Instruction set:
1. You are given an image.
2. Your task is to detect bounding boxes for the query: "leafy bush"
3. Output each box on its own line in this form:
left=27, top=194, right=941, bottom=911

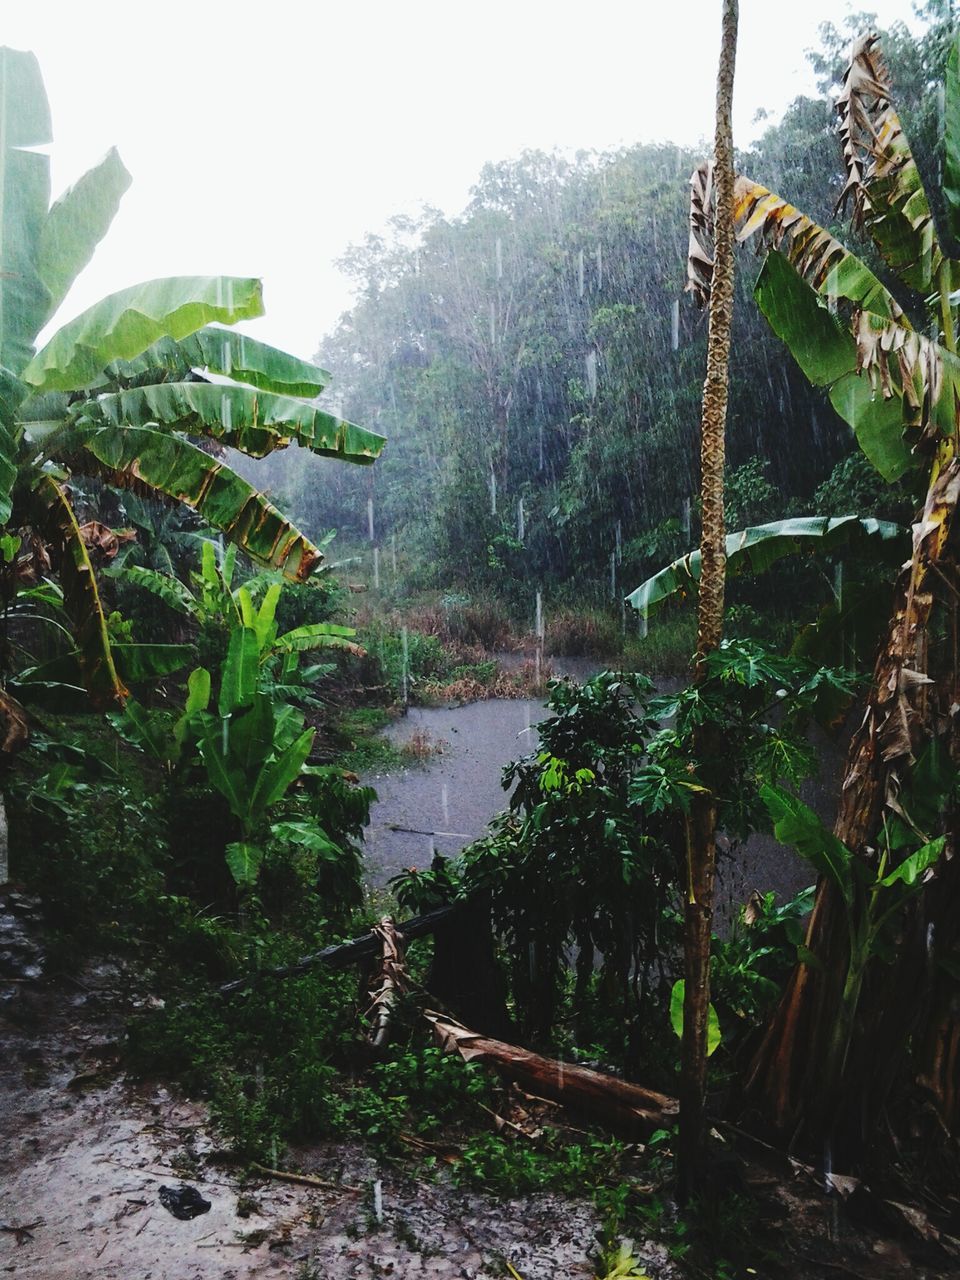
left=394, top=643, right=851, bottom=1078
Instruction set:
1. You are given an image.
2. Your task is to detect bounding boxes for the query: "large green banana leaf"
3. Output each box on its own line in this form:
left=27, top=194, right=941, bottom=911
left=78, top=423, right=323, bottom=579
left=31, top=474, right=127, bottom=707
left=23, top=276, right=265, bottom=393
left=726, top=176, right=960, bottom=483
left=37, top=148, right=132, bottom=319
left=249, top=726, right=315, bottom=813
left=219, top=625, right=260, bottom=716
left=0, top=48, right=52, bottom=376
left=0, top=371, right=23, bottom=522
left=753, top=250, right=938, bottom=482
left=732, top=176, right=906, bottom=321
left=118, top=564, right=198, bottom=616
left=19, top=642, right=194, bottom=687
left=627, top=516, right=904, bottom=618
left=105, top=327, right=331, bottom=398
left=275, top=622, right=363, bottom=656
left=836, top=33, right=949, bottom=293
left=96, top=381, right=385, bottom=463
left=108, top=643, right=194, bottom=681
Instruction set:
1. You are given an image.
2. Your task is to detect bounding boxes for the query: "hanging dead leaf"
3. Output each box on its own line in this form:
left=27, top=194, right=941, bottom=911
left=0, top=690, right=29, bottom=756
left=743, top=890, right=764, bottom=927
left=78, top=521, right=136, bottom=560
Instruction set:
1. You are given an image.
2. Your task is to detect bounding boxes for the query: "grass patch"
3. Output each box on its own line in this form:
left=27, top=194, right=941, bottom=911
left=624, top=612, right=696, bottom=676
left=544, top=607, right=623, bottom=658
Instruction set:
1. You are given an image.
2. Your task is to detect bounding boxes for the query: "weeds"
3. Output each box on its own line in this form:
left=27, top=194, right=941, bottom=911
left=400, top=728, right=447, bottom=761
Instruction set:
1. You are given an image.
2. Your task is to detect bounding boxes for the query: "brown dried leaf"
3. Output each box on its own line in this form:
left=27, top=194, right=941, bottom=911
left=0, top=690, right=29, bottom=756
left=742, top=890, right=764, bottom=927
left=836, top=33, right=945, bottom=292
left=78, top=521, right=137, bottom=561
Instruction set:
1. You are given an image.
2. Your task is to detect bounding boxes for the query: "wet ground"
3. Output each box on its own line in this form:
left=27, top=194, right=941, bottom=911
left=0, top=952, right=679, bottom=1280
left=2, top=952, right=953, bottom=1280
left=0, top=661, right=879, bottom=1279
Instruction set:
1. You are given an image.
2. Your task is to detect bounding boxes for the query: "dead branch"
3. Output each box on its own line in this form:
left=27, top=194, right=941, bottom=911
left=365, top=915, right=410, bottom=1052
left=218, top=902, right=463, bottom=997
left=424, top=1011, right=677, bottom=1137
left=249, top=1163, right=361, bottom=1194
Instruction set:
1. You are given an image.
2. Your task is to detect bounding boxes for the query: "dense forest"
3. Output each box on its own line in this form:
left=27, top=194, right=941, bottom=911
left=244, top=8, right=949, bottom=619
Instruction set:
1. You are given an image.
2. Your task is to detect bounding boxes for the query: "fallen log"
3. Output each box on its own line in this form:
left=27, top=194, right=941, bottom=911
left=217, top=902, right=463, bottom=997
left=425, top=1011, right=677, bottom=1138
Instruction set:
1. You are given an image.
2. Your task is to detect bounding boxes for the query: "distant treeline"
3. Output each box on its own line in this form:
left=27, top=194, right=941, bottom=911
left=244, top=5, right=951, bottom=608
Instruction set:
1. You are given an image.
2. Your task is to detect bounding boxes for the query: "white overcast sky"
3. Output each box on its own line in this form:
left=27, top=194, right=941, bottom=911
left=6, top=0, right=920, bottom=361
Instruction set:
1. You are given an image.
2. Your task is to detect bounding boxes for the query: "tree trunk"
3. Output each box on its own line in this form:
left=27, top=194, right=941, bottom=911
left=678, top=0, right=738, bottom=1200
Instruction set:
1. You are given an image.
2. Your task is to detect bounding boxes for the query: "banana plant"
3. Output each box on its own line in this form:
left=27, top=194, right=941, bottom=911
left=0, top=47, right=385, bottom=720
left=761, top=783, right=945, bottom=1113
left=192, top=625, right=319, bottom=888
left=120, top=539, right=362, bottom=696
left=116, top=621, right=345, bottom=889
left=674, top=31, right=960, bottom=1143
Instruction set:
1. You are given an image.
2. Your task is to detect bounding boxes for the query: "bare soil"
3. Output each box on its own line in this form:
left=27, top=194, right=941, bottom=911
left=0, top=963, right=678, bottom=1280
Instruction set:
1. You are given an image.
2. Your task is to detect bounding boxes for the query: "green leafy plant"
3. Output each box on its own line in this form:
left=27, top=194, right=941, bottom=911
left=0, top=46, right=384, bottom=721
left=761, top=783, right=946, bottom=1104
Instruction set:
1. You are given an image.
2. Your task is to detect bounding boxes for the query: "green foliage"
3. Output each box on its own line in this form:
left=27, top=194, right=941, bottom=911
left=760, top=777, right=952, bottom=1094
left=453, top=1132, right=630, bottom=1198
left=669, top=981, right=721, bottom=1057
left=0, top=45, right=382, bottom=717
left=711, top=886, right=816, bottom=1030
left=394, top=646, right=848, bottom=1073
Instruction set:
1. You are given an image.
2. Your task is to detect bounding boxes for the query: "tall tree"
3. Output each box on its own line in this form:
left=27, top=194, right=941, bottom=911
left=677, top=0, right=738, bottom=1198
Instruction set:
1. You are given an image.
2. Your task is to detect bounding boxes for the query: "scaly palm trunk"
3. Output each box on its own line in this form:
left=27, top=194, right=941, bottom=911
left=677, top=0, right=738, bottom=1199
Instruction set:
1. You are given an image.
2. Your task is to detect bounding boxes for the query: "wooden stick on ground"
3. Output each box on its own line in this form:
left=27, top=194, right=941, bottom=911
left=424, top=1011, right=677, bottom=1138
left=249, top=1163, right=362, bottom=1194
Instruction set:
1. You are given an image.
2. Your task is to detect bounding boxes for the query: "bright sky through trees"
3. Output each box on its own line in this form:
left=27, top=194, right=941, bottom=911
left=7, top=0, right=918, bottom=358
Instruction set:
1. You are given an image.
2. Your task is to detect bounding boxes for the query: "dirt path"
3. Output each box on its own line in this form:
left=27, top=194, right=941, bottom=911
left=0, top=949, right=678, bottom=1280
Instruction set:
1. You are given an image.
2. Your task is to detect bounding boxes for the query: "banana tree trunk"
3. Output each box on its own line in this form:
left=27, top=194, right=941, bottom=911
left=678, top=0, right=738, bottom=1200
left=745, top=458, right=960, bottom=1157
